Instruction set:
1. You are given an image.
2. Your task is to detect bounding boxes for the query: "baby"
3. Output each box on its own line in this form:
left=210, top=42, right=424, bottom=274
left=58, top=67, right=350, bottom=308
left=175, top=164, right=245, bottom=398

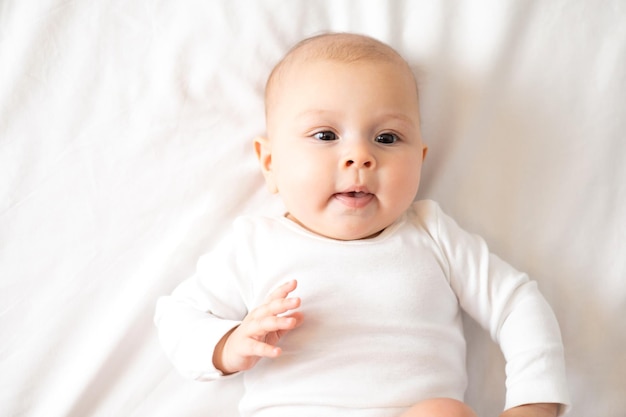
left=155, top=33, right=570, bottom=417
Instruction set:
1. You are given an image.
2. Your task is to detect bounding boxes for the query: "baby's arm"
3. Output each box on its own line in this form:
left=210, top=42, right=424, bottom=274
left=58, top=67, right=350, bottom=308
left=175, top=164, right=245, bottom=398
left=427, top=202, right=570, bottom=412
left=213, top=279, right=303, bottom=375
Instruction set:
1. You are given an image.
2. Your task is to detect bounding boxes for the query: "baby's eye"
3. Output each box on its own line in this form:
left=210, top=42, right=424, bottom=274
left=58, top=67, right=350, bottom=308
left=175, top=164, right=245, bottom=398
left=375, top=133, right=398, bottom=144
left=314, top=131, right=338, bottom=141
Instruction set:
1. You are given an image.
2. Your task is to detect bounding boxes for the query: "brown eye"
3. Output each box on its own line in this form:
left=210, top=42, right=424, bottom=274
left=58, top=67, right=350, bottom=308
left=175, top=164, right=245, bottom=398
left=375, top=133, right=397, bottom=144
left=315, top=131, right=337, bottom=141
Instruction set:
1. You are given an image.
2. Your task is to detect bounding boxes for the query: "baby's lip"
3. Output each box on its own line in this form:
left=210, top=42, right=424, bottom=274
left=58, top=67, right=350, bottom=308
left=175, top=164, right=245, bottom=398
left=333, top=186, right=375, bottom=208
left=337, top=185, right=371, bottom=195
left=336, top=191, right=372, bottom=198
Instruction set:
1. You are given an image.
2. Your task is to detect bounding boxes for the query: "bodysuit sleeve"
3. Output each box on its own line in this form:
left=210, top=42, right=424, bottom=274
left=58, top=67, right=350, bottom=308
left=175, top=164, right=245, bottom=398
left=154, top=230, right=251, bottom=381
left=423, top=201, right=570, bottom=413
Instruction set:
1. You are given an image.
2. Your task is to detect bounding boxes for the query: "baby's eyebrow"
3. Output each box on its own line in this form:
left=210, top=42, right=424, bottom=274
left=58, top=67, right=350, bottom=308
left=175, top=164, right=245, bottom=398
left=294, top=109, right=335, bottom=120
left=382, top=112, right=414, bottom=123
left=374, top=112, right=419, bottom=129
left=295, top=109, right=416, bottom=125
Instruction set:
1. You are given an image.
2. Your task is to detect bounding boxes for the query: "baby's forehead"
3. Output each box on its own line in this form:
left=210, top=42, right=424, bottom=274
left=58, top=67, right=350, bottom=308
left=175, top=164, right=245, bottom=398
left=274, top=56, right=409, bottom=96
left=265, top=34, right=414, bottom=106
left=270, top=34, right=407, bottom=83
left=289, top=34, right=401, bottom=63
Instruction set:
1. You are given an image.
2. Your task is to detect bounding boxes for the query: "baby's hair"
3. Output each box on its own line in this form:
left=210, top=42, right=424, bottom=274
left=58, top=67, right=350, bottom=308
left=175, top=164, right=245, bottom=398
left=281, top=32, right=404, bottom=64
left=265, top=33, right=418, bottom=118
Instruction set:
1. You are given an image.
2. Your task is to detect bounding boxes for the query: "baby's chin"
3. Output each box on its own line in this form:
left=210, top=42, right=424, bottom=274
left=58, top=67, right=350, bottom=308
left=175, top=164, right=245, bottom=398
left=328, top=228, right=385, bottom=241
left=285, top=211, right=391, bottom=241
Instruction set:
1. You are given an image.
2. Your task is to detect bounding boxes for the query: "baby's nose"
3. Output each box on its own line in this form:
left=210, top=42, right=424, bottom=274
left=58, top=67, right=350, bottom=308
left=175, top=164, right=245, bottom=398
left=344, top=158, right=373, bottom=168
left=341, top=146, right=376, bottom=169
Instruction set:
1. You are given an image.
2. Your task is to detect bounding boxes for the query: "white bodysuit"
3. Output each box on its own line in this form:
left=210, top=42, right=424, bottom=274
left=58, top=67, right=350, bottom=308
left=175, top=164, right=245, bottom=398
left=154, top=200, right=570, bottom=417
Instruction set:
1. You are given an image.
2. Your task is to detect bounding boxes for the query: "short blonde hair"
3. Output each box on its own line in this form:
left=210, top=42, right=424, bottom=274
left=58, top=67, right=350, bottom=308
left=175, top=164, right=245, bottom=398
left=265, top=33, right=418, bottom=121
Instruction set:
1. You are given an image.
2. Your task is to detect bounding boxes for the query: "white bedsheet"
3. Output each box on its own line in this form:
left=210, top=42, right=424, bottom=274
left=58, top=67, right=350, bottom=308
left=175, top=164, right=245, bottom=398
left=1, top=1, right=624, bottom=416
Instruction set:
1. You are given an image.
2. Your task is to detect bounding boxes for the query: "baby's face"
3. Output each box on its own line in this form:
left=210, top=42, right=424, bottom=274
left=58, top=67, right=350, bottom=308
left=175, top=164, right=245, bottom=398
left=256, top=58, right=426, bottom=240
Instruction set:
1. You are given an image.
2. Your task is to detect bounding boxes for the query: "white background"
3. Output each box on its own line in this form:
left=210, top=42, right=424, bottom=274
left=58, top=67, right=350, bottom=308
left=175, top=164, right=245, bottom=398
left=1, top=1, right=624, bottom=416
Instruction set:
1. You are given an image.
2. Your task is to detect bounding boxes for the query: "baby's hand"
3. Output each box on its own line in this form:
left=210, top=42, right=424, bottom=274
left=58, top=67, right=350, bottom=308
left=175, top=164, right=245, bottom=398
left=213, top=280, right=303, bottom=375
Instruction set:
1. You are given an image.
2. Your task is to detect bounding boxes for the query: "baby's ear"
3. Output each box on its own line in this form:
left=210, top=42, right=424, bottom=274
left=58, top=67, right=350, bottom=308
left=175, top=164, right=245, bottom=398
left=253, top=136, right=278, bottom=194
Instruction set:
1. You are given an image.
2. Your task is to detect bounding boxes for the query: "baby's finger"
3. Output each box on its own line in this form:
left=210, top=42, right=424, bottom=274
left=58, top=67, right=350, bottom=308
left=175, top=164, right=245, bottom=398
left=241, top=312, right=298, bottom=339
left=244, top=338, right=282, bottom=359
left=265, top=279, right=298, bottom=302
left=249, top=295, right=300, bottom=321
left=258, top=314, right=299, bottom=332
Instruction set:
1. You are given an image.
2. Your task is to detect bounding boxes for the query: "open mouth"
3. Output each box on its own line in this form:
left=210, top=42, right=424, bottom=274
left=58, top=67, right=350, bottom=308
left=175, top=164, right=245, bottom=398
left=333, top=190, right=375, bottom=208
left=344, top=191, right=370, bottom=198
